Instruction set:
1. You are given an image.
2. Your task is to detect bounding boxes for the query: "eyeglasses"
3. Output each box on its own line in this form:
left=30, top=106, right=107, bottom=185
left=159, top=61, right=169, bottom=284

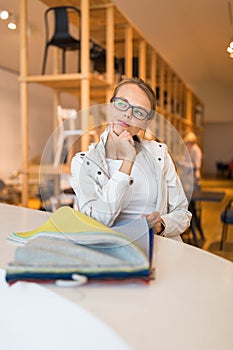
left=111, top=97, right=151, bottom=121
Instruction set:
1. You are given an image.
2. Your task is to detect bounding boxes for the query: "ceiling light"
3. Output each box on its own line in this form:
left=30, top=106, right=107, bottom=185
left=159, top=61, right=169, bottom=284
left=8, top=20, right=16, bottom=30
left=0, top=7, right=17, bottom=30
left=226, top=38, right=233, bottom=57
left=0, top=9, right=9, bottom=20
left=7, top=14, right=16, bottom=30
left=226, top=1, right=233, bottom=58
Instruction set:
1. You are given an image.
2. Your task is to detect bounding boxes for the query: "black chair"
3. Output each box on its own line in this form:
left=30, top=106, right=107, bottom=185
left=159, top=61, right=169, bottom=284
left=0, top=179, right=21, bottom=204
left=42, top=6, right=81, bottom=74
left=216, top=161, right=229, bottom=178
left=220, top=199, right=233, bottom=250
left=89, top=39, right=106, bottom=73
left=89, top=39, right=120, bottom=75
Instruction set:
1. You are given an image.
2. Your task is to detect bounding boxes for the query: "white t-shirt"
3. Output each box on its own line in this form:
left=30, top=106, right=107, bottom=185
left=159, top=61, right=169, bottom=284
left=106, top=152, right=157, bottom=222
left=189, top=143, right=202, bottom=171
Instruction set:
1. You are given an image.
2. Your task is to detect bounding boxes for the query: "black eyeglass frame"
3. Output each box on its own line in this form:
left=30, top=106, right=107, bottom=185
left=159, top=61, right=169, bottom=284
left=111, top=97, right=152, bottom=121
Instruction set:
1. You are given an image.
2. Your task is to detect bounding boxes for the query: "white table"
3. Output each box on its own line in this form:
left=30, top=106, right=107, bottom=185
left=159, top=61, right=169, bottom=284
left=0, top=204, right=233, bottom=350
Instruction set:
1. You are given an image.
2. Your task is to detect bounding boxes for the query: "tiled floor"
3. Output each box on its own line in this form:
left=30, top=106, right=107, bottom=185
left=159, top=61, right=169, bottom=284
left=182, top=177, right=233, bottom=262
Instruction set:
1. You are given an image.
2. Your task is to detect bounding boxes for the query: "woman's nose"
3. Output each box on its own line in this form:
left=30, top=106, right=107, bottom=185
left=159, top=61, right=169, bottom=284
left=123, top=107, right=133, bottom=119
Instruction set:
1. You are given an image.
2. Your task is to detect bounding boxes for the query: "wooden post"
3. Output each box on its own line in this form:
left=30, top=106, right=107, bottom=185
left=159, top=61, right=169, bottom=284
left=176, top=78, right=181, bottom=120
left=125, top=25, right=133, bottom=78
left=80, top=0, right=90, bottom=150
left=139, top=39, right=146, bottom=80
left=186, top=89, right=193, bottom=125
left=159, top=59, right=165, bottom=114
left=148, top=50, right=157, bottom=139
left=52, top=91, right=61, bottom=166
left=166, top=67, right=172, bottom=148
left=106, top=4, right=114, bottom=103
left=173, top=75, right=178, bottom=124
left=53, top=47, right=61, bottom=74
left=53, top=93, right=61, bottom=201
left=166, top=67, right=172, bottom=118
left=150, top=50, right=156, bottom=90
left=20, top=0, right=29, bottom=207
left=180, top=82, right=185, bottom=120
left=158, top=59, right=165, bottom=141
left=52, top=46, right=61, bottom=201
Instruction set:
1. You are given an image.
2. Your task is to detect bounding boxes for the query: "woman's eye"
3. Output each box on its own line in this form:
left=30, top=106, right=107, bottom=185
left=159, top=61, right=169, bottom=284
left=134, top=108, right=143, bottom=116
left=117, top=101, right=127, bottom=108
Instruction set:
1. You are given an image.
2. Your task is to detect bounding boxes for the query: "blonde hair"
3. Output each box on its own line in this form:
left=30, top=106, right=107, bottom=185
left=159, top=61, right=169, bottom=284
left=184, top=132, right=197, bottom=144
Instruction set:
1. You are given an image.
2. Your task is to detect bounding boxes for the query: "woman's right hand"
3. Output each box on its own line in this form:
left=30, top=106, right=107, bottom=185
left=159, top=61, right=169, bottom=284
left=108, top=124, right=136, bottom=162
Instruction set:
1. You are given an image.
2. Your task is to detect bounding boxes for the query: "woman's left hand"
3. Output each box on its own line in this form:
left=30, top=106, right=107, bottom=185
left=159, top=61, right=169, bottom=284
left=142, top=211, right=164, bottom=234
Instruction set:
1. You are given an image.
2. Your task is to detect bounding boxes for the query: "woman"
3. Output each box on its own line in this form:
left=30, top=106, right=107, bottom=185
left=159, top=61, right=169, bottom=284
left=70, top=78, right=191, bottom=240
left=184, top=132, right=202, bottom=189
left=182, top=132, right=203, bottom=190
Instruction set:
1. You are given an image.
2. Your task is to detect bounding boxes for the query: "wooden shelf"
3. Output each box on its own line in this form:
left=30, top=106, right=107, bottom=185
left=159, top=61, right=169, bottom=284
left=23, top=73, right=110, bottom=87
left=19, top=0, right=204, bottom=206
left=27, top=164, right=70, bottom=175
left=21, top=73, right=111, bottom=100
left=40, top=0, right=111, bottom=7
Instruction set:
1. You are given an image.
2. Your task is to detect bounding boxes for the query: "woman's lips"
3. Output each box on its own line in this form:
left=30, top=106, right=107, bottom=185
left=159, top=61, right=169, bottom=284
left=117, top=120, right=130, bottom=127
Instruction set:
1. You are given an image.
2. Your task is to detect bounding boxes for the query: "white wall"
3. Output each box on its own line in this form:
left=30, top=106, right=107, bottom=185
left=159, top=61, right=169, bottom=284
left=0, top=69, right=20, bottom=178
left=203, top=121, right=233, bottom=175
left=193, top=80, right=233, bottom=175
left=0, top=68, right=53, bottom=178
left=194, top=80, right=233, bottom=123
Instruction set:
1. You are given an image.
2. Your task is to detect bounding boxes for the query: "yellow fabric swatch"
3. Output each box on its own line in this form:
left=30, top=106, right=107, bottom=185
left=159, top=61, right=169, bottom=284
left=13, top=206, right=115, bottom=239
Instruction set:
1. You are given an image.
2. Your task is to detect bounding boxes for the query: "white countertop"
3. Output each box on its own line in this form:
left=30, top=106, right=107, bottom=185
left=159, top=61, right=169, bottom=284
left=0, top=203, right=233, bottom=350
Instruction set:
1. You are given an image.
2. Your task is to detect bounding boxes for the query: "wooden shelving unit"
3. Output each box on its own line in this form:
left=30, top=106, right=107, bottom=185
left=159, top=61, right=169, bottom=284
left=22, top=73, right=110, bottom=101
left=19, top=0, right=204, bottom=206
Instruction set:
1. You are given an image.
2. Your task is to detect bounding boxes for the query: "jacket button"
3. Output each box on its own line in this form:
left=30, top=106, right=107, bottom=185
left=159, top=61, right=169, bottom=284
left=80, top=153, right=85, bottom=156
left=158, top=157, right=161, bottom=161
left=97, top=171, right=102, bottom=175
left=129, top=179, right=134, bottom=185
left=86, top=161, right=90, bottom=165
left=159, top=144, right=162, bottom=147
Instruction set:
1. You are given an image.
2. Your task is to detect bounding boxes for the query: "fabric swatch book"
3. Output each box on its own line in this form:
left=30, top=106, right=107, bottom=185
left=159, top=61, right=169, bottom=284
left=6, top=206, right=154, bottom=285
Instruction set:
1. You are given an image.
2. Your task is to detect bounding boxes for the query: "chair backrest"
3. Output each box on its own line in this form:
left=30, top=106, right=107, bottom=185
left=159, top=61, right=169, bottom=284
left=57, top=105, right=78, bottom=132
left=54, top=7, right=69, bottom=36
left=221, top=199, right=233, bottom=223
left=44, top=6, right=81, bottom=43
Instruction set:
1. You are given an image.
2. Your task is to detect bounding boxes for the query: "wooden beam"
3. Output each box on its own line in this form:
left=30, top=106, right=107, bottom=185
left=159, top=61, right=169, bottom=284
left=166, top=67, right=172, bottom=116
left=180, top=82, right=185, bottom=119
left=125, top=25, right=133, bottom=77
left=139, top=39, right=146, bottom=80
left=150, top=50, right=156, bottom=90
left=159, top=59, right=165, bottom=114
left=147, top=50, right=157, bottom=139
left=80, top=0, right=90, bottom=150
left=186, top=88, right=193, bottom=124
left=173, top=75, right=178, bottom=118
left=106, top=4, right=114, bottom=102
left=53, top=47, right=61, bottom=74
left=20, top=0, right=29, bottom=206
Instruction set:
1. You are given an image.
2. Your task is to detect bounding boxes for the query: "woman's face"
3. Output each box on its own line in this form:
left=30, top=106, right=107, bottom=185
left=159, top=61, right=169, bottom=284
left=109, top=83, right=152, bottom=136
